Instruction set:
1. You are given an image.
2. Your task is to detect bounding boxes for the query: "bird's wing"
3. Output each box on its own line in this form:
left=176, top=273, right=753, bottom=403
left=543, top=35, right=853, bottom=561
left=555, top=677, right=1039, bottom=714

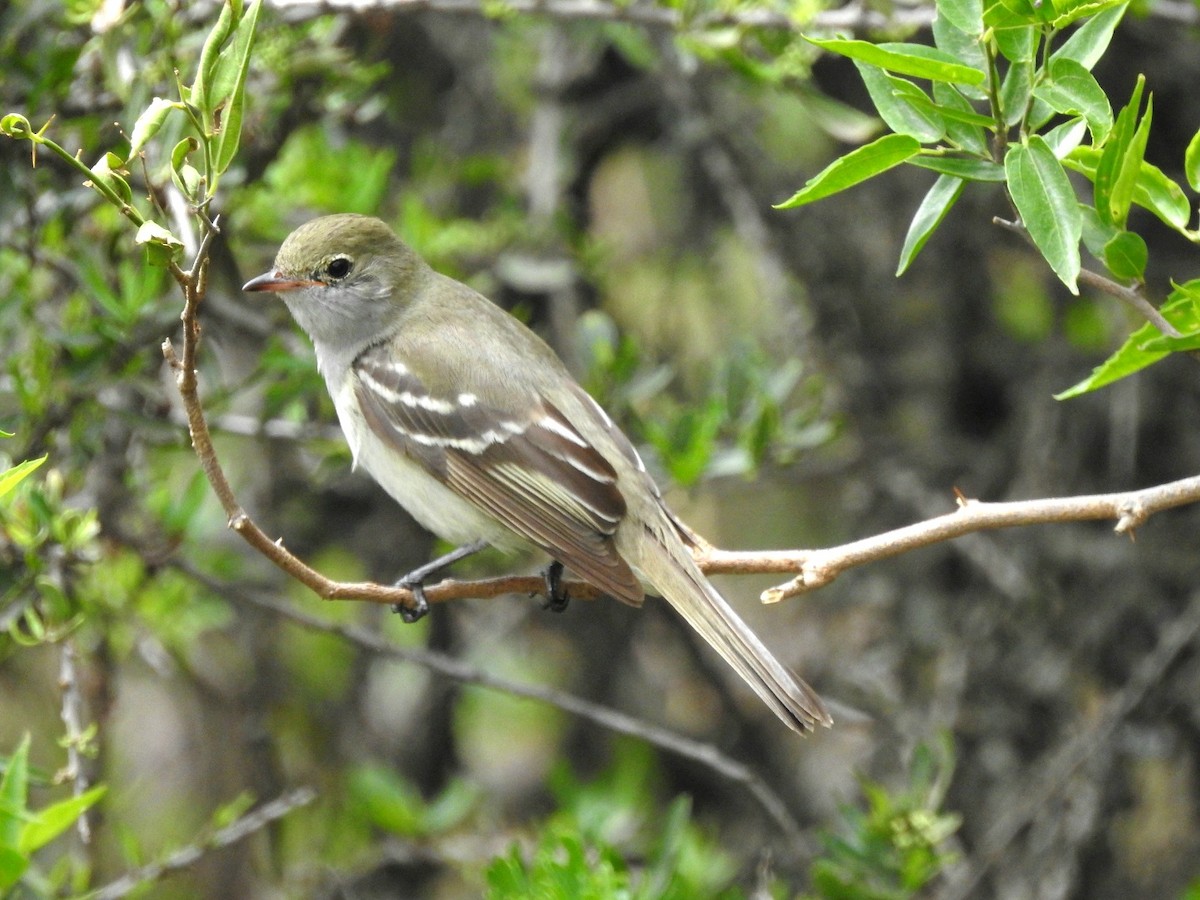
left=351, top=343, right=644, bottom=605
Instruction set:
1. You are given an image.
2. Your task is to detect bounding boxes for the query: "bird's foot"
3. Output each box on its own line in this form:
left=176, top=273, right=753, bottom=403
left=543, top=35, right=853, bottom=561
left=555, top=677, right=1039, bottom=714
left=392, top=581, right=430, bottom=623
left=540, top=560, right=570, bottom=613
left=391, top=538, right=489, bottom=623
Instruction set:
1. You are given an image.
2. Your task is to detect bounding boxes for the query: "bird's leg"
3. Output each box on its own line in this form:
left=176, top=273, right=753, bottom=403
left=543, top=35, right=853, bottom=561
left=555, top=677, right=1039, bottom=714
left=392, top=538, right=489, bottom=623
left=540, top=560, right=570, bottom=613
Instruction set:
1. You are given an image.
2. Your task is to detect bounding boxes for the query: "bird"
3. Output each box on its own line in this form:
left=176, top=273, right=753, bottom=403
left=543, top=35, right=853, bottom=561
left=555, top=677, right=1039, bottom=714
left=243, top=213, right=831, bottom=733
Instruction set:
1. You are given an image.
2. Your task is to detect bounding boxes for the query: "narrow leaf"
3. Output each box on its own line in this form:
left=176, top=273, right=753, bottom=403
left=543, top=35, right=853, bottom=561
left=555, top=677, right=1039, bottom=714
left=1185, top=126, right=1200, bottom=192
left=1108, top=94, right=1153, bottom=228
left=1049, top=0, right=1126, bottom=31
left=0, top=457, right=46, bottom=500
left=775, top=134, right=922, bottom=209
left=931, top=17, right=988, bottom=100
left=18, top=786, right=106, bottom=855
left=1051, top=2, right=1127, bottom=69
left=856, top=63, right=946, bottom=143
left=127, top=97, right=178, bottom=159
left=1094, top=75, right=1145, bottom=227
left=191, top=0, right=237, bottom=118
left=1005, top=137, right=1082, bottom=292
left=932, top=82, right=991, bottom=155
left=999, top=60, right=1033, bottom=126
left=1042, top=117, right=1088, bottom=158
left=806, top=37, right=986, bottom=85
left=212, top=0, right=261, bottom=178
left=0, top=736, right=31, bottom=847
left=908, top=155, right=1006, bottom=181
left=1066, top=146, right=1191, bottom=231
left=898, top=174, right=965, bottom=274
left=1139, top=331, right=1200, bottom=352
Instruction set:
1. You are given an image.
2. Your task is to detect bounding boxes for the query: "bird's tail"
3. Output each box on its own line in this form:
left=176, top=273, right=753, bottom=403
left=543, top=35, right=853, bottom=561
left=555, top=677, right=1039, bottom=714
left=630, top=528, right=832, bottom=734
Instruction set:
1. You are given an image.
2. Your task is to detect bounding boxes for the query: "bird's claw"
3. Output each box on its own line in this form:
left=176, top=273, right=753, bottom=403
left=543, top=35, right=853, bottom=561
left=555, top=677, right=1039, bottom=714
left=392, top=580, right=429, bottom=623
left=540, top=561, right=570, bottom=613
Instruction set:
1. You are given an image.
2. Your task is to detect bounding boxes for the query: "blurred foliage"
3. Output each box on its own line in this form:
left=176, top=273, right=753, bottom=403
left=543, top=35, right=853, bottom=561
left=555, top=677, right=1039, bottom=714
left=486, top=742, right=743, bottom=899
left=580, top=310, right=835, bottom=485
left=0, top=735, right=106, bottom=895
left=803, top=738, right=960, bottom=900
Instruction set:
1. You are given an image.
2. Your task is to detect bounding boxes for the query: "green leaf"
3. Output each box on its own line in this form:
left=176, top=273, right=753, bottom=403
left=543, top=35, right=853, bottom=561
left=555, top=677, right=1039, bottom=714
left=191, top=0, right=237, bottom=118
left=0, top=847, right=28, bottom=891
left=775, top=134, right=922, bottom=209
left=937, top=0, right=985, bottom=36
left=1139, top=330, right=1200, bottom=352
left=1056, top=279, right=1200, bottom=398
left=855, top=64, right=946, bottom=143
left=1185, top=126, right=1200, bottom=192
left=1048, top=0, right=1125, bottom=30
left=999, top=60, right=1033, bottom=126
left=1102, top=230, right=1147, bottom=281
left=0, top=114, right=32, bottom=139
left=1094, top=75, right=1147, bottom=228
left=348, top=765, right=425, bottom=836
left=1050, top=1, right=1127, bottom=68
left=87, top=152, right=132, bottom=205
left=135, top=221, right=185, bottom=267
left=18, top=785, right=106, bottom=855
left=1110, top=93, right=1153, bottom=224
left=932, top=82, right=991, bottom=155
left=908, top=155, right=1006, bottom=181
left=1033, top=58, right=1112, bottom=142
left=170, top=136, right=202, bottom=199
left=1079, top=204, right=1119, bottom=258
left=806, top=37, right=986, bottom=85
left=210, top=0, right=261, bottom=179
left=1065, top=146, right=1191, bottom=231
left=127, top=97, right=179, bottom=159
left=984, top=0, right=1037, bottom=63
left=1005, top=137, right=1082, bottom=292
left=0, top=736, right=31, bottom=848
left=898, top=174, right=965, bottom=274
left=931, top=17, right=988, bottom=99
left=1042, top=117, right=1088, bottom=158
left=0, top=456, right=45, bottom=500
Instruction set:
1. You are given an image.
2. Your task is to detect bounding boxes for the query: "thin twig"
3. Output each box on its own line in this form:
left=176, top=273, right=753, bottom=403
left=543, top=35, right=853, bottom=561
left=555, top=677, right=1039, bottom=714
left=993, top=216, right=1182, bottom=338
left=58, top=639, right=93, bottom=845
left=87, top=787, right=317, bottom=900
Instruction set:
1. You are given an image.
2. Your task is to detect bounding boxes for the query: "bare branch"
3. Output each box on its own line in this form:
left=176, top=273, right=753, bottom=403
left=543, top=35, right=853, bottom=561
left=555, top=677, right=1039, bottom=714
left=993, top=216, right=1197, bottom=349
left=57, top=639, right=94, bottom=845
left=745, top=474, right=1200, bottom=603
left=89, top=788, right=317, bottom=900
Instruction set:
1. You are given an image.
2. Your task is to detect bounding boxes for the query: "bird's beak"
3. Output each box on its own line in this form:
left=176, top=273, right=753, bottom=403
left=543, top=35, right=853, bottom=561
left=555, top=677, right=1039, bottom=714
left=242, top=270, right=320, bottom=293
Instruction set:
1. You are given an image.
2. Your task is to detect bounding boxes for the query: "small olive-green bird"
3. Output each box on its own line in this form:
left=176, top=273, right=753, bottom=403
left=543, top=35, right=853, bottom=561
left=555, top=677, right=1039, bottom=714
left=244, top=214, right=831, bottom=734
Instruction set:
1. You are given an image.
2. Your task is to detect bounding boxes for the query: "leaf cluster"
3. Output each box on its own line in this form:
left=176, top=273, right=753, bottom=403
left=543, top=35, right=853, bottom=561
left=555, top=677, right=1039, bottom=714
left=778, top=0, right=1200, bottom=395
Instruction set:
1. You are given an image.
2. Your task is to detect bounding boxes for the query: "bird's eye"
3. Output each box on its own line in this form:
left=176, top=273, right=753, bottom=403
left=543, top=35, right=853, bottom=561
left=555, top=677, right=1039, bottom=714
left=326, top=256, right=353, bottom=280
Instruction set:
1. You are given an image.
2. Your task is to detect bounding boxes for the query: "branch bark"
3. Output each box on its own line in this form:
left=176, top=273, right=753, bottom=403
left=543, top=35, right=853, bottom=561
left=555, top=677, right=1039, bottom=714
left=166, top=224, right=1200, bottom=616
